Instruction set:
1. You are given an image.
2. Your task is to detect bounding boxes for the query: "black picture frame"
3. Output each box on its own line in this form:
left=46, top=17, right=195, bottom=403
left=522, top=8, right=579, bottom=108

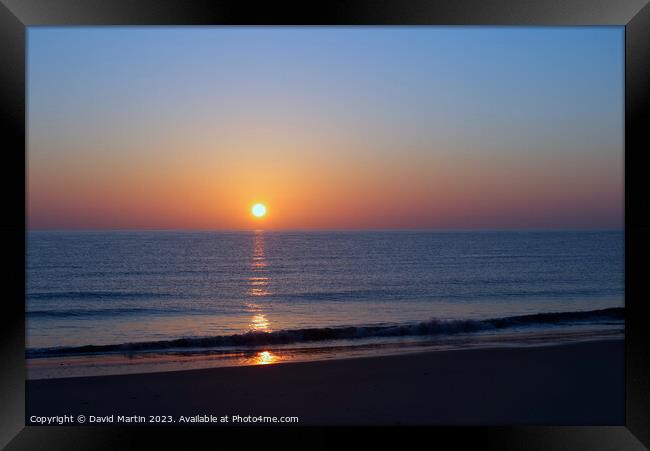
left=2, top=0, right=649, bottom=449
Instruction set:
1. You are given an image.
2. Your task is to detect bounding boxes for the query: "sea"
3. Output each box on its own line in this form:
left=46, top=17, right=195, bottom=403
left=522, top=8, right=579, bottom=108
left=26, top=230, right=624, bottom=378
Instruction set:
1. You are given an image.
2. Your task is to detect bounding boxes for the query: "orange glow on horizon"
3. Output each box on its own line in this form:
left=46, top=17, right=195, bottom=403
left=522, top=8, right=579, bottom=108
left=25, top=129, right=624, bottom=231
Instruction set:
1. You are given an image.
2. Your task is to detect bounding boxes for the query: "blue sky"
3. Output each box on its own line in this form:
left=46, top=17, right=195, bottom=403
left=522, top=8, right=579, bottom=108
left=27, top=27, right=624, bottom=230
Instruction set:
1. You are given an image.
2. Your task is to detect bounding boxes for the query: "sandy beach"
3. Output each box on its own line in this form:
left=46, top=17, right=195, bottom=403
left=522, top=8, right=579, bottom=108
left=26, top=339, right=624, bottom=425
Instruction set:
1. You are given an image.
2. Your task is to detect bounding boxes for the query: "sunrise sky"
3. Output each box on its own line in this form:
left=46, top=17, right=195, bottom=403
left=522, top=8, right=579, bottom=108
left=27, top=27, right=623, bottom=230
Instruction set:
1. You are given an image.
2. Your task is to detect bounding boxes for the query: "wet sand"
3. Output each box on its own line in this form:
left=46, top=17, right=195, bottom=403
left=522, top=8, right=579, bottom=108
left=26, top=339, right=624, bottom=425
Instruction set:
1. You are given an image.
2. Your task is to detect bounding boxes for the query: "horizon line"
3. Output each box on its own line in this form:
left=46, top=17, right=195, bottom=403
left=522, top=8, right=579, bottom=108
left=26, top=227, right=625, bottom=233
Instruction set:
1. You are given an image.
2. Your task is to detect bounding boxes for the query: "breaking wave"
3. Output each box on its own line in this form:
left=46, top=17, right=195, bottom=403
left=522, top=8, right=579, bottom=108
left=26, top=307, right=623, bottom=358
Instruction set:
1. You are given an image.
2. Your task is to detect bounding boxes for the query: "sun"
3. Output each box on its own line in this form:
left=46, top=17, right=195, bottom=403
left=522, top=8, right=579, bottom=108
left=251, top=203, right=267, bottom=218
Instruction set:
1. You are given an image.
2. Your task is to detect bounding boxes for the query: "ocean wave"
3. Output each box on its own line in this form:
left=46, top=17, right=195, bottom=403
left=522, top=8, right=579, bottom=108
left=27, top=307, right=173, bottom=318
left=26, top=307, right=623, bottom=358
left=274, top=289, right=398, bottom=301
left=265, top=288, right=619, bottom=302
left=28, top=291, right=176, bottom=301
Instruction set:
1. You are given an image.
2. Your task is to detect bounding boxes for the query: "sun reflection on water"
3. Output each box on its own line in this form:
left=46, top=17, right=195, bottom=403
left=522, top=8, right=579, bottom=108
left=254, top=350, right=278, bottom=365
left=249, top=313, right=271, bottom=331
left=248, top=231, right=270, bottom=296
left=247, top=231, right=272, bottom=330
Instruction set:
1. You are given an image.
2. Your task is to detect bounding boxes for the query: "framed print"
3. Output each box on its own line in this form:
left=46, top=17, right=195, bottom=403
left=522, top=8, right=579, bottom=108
left=1, top=0, right=649, bottom=449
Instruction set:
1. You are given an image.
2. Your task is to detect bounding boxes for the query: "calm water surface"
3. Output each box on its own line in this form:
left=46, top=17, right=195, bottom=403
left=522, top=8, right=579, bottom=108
left=26, top=231, right=624, bottom=377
